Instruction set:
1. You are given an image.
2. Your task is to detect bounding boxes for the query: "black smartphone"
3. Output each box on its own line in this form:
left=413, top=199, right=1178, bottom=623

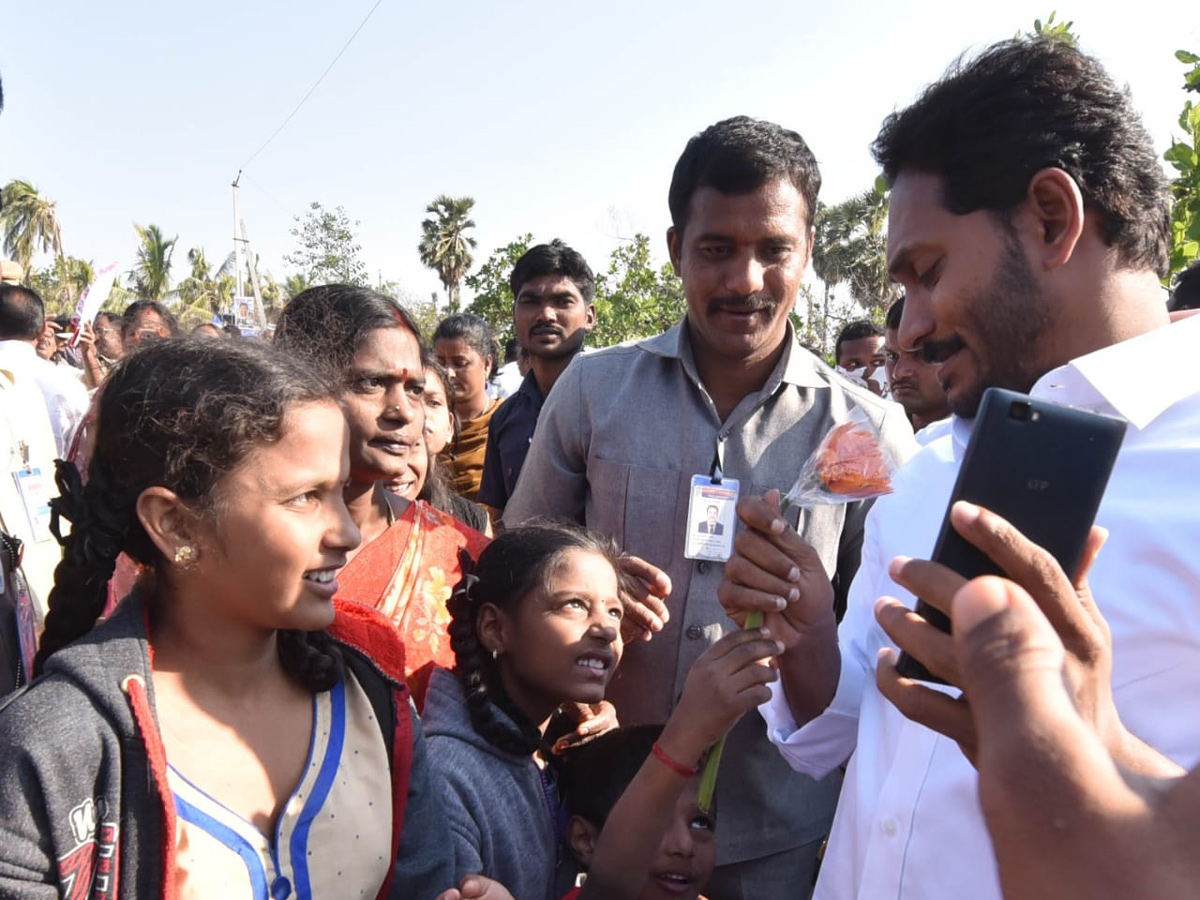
left=895, top=387, right=1127, bottom=683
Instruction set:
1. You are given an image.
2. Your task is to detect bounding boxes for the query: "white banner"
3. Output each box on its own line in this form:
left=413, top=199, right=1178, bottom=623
left=69, top=261, right=120, bottom=348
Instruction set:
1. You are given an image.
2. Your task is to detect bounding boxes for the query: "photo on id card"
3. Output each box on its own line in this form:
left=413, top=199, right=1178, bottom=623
left=684, top=475, right=738, bottom=562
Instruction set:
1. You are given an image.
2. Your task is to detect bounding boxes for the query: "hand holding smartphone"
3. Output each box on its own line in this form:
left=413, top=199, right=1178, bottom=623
left=895, top=388, right=1126, bottom=683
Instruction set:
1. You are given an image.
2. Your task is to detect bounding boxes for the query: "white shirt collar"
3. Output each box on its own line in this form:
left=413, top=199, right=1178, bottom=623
left=0, top=340, right=38, bottom=361
left=1029, top=314, right=1199, bottom=431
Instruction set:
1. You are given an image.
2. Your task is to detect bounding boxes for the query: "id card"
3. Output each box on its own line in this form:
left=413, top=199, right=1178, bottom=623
left=14, top=468, right=52, bottom=544
left=684, top=475, right=739, bottom=562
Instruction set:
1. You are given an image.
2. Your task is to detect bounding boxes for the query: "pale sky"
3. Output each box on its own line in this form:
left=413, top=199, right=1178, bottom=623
left=2, top=0, right=1196, bottom=306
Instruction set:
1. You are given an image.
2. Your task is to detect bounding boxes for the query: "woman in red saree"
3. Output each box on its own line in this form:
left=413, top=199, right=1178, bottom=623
left=275, top=285, right=489, bottom=709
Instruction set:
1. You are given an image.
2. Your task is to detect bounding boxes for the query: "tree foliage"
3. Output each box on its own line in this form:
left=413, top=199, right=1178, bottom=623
left=129, top=223, right=177, bottom=302
left=591, top=234, right=686, bottom=347
left=811, top=176, right=898, bottom=330
left=1018, top=11, right=1077, bottom=45
left=418, top=195, right=477, bottom=313
left=459, top=233, right=682, bottom=348
left=1167, top=49, right=1200, bottom=277
left=464, top=233, right=534, bottom=341
left=1, top=180, right=64, bottom=280
left=177, top=247, right=236, bottom=315
left=284, top=202, right=368, bottom=287
left=28, top=256, right=93, bottom=315
left=378, top=282, right=441, bottom=342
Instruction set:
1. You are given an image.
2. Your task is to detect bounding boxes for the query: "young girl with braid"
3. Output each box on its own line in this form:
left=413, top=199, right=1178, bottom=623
left=0, top=340, right=509, bottom=900
left=423, top=524, right=628, bottom=900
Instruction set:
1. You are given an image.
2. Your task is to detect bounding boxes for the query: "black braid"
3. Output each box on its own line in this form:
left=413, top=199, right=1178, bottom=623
left=34, top=461, right=129, bottom=677
left=277, top=629, right=345, bottom=693
left=447, top=572, right=543, bottom=757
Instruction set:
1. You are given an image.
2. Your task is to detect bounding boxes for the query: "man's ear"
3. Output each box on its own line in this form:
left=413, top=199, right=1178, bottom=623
left=1021, top=167, right=1085, bottom=271
left=135, top=486, right=199, bottom=564
left=666, top=227, right=683, bottom=277
left=567, top=815, right=599, bottom=868
left=584, top=304, right=597, bottom=330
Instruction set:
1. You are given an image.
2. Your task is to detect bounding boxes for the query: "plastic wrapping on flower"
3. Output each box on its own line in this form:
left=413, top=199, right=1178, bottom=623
left=784, top=407, right=897, bottom=507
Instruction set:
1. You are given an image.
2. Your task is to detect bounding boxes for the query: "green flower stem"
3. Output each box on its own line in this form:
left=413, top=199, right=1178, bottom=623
left=697, top=496, right=792, bottom=812
left=697, top=607, right=763, bottom=813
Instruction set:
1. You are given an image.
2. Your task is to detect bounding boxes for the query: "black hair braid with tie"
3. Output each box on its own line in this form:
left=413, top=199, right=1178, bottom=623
left=32, top=339, right=344, bottom=691
left=446, top=525, right=625, bottom=758
left=447, top=571, right=543, bottom=757
left=33, top=461, right=131, bottom=676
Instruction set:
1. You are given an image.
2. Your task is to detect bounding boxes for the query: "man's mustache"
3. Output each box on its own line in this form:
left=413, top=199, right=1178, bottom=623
left=921, top=334, right=966, bottom=364
left=706, top=294, right=777, bottom=315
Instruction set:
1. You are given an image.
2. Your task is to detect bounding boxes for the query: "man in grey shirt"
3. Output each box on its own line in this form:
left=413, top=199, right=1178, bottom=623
left=505, top=116, right=914, bottom=898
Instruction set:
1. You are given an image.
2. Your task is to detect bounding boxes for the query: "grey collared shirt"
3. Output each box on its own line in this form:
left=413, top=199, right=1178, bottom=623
left=505, top=319, right=915, bottom=862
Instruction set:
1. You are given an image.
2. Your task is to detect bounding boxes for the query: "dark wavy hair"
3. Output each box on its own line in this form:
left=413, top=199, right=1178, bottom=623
left=668, top=116, right=822, bottom=237
left=872, top=38, right=1171, bottom=278
left=274, top=283, right=423, bottom=381
left=561, top=724, right=664, bottom=830
left=34, top=339, right=345, bottom=691
left=834, top=319, right=883, bottom=363
left=509, top=240, right=597, bottom=303
left=446, top=523, right=623, bottom=756
left=432, top=313, right=498, bottom=376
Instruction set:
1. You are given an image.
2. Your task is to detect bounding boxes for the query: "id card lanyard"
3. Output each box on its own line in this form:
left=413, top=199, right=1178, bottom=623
left=12, top=442, right=52, bottom=544
left=684, top=442, right=739, bottom=563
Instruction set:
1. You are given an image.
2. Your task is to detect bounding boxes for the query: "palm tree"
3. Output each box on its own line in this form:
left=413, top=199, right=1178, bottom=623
left=283, top=272, right=311, bottom=300
left=1, top=180, right=64, bottom=280
left=418, top=195, right=477, bottom=312
left=177, top=247, right=236, bottom=313
left=811, top=177, right=899, bottom=341
left=129, top=224, right=177, bottom=301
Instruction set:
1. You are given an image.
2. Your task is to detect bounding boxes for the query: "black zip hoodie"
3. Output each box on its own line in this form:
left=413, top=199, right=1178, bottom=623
left=0, top=594, right=453, bottom=899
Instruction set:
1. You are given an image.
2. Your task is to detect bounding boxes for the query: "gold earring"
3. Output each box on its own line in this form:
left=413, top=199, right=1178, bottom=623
left=174, top=545, right=197, bottom=565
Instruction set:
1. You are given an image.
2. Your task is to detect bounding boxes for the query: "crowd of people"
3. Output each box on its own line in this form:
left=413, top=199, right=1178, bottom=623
left=1, top=32, right=1200, bottom=900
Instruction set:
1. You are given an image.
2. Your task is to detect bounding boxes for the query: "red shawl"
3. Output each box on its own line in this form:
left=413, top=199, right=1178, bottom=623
left=337, top=499, right=490, bottom=709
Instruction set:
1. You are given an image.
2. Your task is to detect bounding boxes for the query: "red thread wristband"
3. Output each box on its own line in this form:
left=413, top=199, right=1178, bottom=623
left=652, top=741, right=700, bottom=777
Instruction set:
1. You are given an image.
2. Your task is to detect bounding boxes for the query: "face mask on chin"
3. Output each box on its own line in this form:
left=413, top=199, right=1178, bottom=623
left=837, top=365, right=890, bottom=397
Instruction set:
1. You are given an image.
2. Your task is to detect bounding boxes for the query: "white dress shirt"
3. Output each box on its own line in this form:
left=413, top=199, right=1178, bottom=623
left=0, top=341, right=89, bottom=458
left=761, top=313, right=1200, bottom=900
left=913, top=416, right=952, bottom=446
left=0, top=365, right=62, bottom=614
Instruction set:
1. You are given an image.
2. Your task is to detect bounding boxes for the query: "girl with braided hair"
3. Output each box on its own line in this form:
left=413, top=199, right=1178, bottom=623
left=0, top=339, right=503, bottom=899
left=422, top=523, right=626, bottom=900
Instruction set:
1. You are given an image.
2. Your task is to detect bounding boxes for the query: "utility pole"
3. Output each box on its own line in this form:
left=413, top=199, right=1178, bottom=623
left=232, top=172, right=246, bottom=299
left=231, top=171, right=267, bottom=332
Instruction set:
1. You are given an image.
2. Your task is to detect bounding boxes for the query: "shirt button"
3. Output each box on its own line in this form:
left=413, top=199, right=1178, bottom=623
left=882, top=818, right=898, bottom=838
left=697, top=561, right=709, bottom=575
left=685, top=625, right=704, bottom=640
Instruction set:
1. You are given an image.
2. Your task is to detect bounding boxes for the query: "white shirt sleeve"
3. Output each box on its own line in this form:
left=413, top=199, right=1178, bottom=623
left=759, top=499, right=888, bottom=778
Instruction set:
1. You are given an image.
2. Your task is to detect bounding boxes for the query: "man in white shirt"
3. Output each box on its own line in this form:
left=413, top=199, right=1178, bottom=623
left=0, top=284, right=89, bottom=458
left=718, top=37, right=1197, bottom=900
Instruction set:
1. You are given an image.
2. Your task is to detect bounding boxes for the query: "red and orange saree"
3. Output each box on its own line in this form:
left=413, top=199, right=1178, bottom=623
left=337, top=499, right=490, bottom=709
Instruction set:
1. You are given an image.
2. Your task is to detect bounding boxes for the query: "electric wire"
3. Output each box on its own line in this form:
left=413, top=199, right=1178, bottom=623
left=239, top=0, right=386, bottom=172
